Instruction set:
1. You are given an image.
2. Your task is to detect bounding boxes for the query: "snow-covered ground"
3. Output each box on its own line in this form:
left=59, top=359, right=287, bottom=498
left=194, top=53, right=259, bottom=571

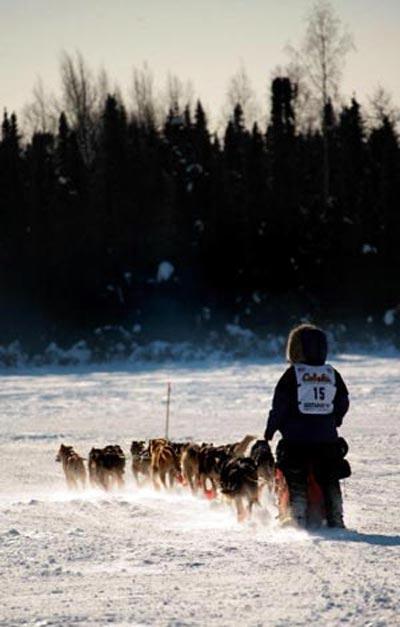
left=1, top=355, right=399, bottom=626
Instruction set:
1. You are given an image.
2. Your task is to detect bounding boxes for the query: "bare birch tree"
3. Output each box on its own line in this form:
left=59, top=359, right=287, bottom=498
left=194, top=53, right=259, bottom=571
left=224, top=65, right=260, bottom=129
left=288, top=0, right=354, bottom=206
left=164, top=72, right=194, bottom=116
left=22, top=78, right=58, bottom=136
left=59, top=51, right=106, bottom=163
left=298, top=1, right=353, bottom=107
left=131, top=63, right=158, bottom=128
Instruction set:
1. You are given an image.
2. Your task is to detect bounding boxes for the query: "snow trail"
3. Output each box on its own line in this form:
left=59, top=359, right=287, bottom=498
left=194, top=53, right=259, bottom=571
left=0, top=356, right=399, bottom=626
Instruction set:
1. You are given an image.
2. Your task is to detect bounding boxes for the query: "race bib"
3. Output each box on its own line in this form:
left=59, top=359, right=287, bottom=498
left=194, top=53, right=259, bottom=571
left=294, top=364, right=336, bottom=415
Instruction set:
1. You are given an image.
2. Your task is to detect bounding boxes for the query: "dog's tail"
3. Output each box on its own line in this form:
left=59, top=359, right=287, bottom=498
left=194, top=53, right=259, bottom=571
left=232, top=434, right=256, bottom=457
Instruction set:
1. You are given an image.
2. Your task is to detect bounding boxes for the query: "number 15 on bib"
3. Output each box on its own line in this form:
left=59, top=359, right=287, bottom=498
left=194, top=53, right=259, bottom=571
left=294, top=364, right=336, bottom=415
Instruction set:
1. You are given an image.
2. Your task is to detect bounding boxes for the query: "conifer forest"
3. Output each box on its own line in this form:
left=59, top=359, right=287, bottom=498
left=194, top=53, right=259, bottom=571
left=1, top=63, right=399, bottom=349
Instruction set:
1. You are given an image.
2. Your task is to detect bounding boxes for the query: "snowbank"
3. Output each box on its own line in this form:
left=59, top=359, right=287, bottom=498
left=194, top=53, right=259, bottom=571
left=0, top=326, right=286, bottom=369
left=0, top=322, right=398, bottom=370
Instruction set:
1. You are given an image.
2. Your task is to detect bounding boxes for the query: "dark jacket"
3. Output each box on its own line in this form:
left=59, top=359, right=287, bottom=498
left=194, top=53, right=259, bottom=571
left=265, top=324, right=349, bottom=443
left=264, top=365, right=349, bottom=443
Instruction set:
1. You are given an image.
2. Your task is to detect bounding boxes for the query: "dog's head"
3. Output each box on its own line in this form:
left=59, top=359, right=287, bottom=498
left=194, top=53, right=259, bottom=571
left=250, top=440, right=274, bottom=465
left=220, top=457, right=258, bottom=494
left=214, top=449, right=231, bottom=473
left=171, top=442, right=189, bottom=458
left=130, top=440, right=146, bottom=455
left=112, top=444, right=124, bottom=457
left=89, top=447, right=103, bottom=463
left=101, top=445, right=125, bottom=467
left=102, top=444, right=124, bottom=457
left=114, top=445, right=125, bottom=461
left=55, top=443, right=73, bottom=462
left=203, top=446, right=230, bottom=476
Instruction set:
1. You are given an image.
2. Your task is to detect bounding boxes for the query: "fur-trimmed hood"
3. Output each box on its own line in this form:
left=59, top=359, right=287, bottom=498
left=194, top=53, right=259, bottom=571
left=286, top=324, right=328, bottom=365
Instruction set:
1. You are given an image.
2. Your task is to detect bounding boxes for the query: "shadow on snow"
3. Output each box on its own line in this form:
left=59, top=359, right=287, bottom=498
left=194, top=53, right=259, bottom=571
left=315, top=529, right=400, bottom=547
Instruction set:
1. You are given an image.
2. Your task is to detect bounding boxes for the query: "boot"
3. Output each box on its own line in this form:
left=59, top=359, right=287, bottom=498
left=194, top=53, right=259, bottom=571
left=323, top=480, right=345, bottom=528
left=286, top=484, right=308, bottom=528
left=291, top=495, right=307, bottom=527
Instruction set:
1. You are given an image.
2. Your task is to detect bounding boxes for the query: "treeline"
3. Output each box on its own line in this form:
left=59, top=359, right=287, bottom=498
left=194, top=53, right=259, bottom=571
left=0, top=75, right=399, bottom=344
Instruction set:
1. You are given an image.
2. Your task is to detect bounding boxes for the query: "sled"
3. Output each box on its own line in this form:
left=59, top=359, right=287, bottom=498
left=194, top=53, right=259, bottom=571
left=275, top=467, right=326, bottom=528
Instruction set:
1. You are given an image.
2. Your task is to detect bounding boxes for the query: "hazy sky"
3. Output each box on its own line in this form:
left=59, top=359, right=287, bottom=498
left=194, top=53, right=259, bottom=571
left=1, top=0, right=399, bottom=126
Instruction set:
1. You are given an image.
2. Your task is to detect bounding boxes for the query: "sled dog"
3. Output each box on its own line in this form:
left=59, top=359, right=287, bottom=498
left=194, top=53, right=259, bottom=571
left=130, top=440, right=151, bottom=484
left=55, top=444, right=86, bottom=490
left=149, top=438, right=181, bottom=489
left=88, top=445, right=125, bottom=490
left=220, top=456, right=259, bottom=522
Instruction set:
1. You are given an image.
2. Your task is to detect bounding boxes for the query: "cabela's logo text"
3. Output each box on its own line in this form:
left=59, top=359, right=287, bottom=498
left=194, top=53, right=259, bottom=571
left=302, top=372, right=332, bottom=383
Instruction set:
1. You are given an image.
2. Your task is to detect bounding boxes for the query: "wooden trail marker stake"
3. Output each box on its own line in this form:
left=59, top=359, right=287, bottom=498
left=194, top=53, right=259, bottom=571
left=165, top=382, right=171, bottom=439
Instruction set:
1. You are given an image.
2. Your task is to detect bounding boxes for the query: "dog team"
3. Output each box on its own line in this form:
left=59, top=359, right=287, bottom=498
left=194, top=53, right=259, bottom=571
left=56, top=323, right=352, bottom=528
left=56, top=436, right=275, bottom=522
